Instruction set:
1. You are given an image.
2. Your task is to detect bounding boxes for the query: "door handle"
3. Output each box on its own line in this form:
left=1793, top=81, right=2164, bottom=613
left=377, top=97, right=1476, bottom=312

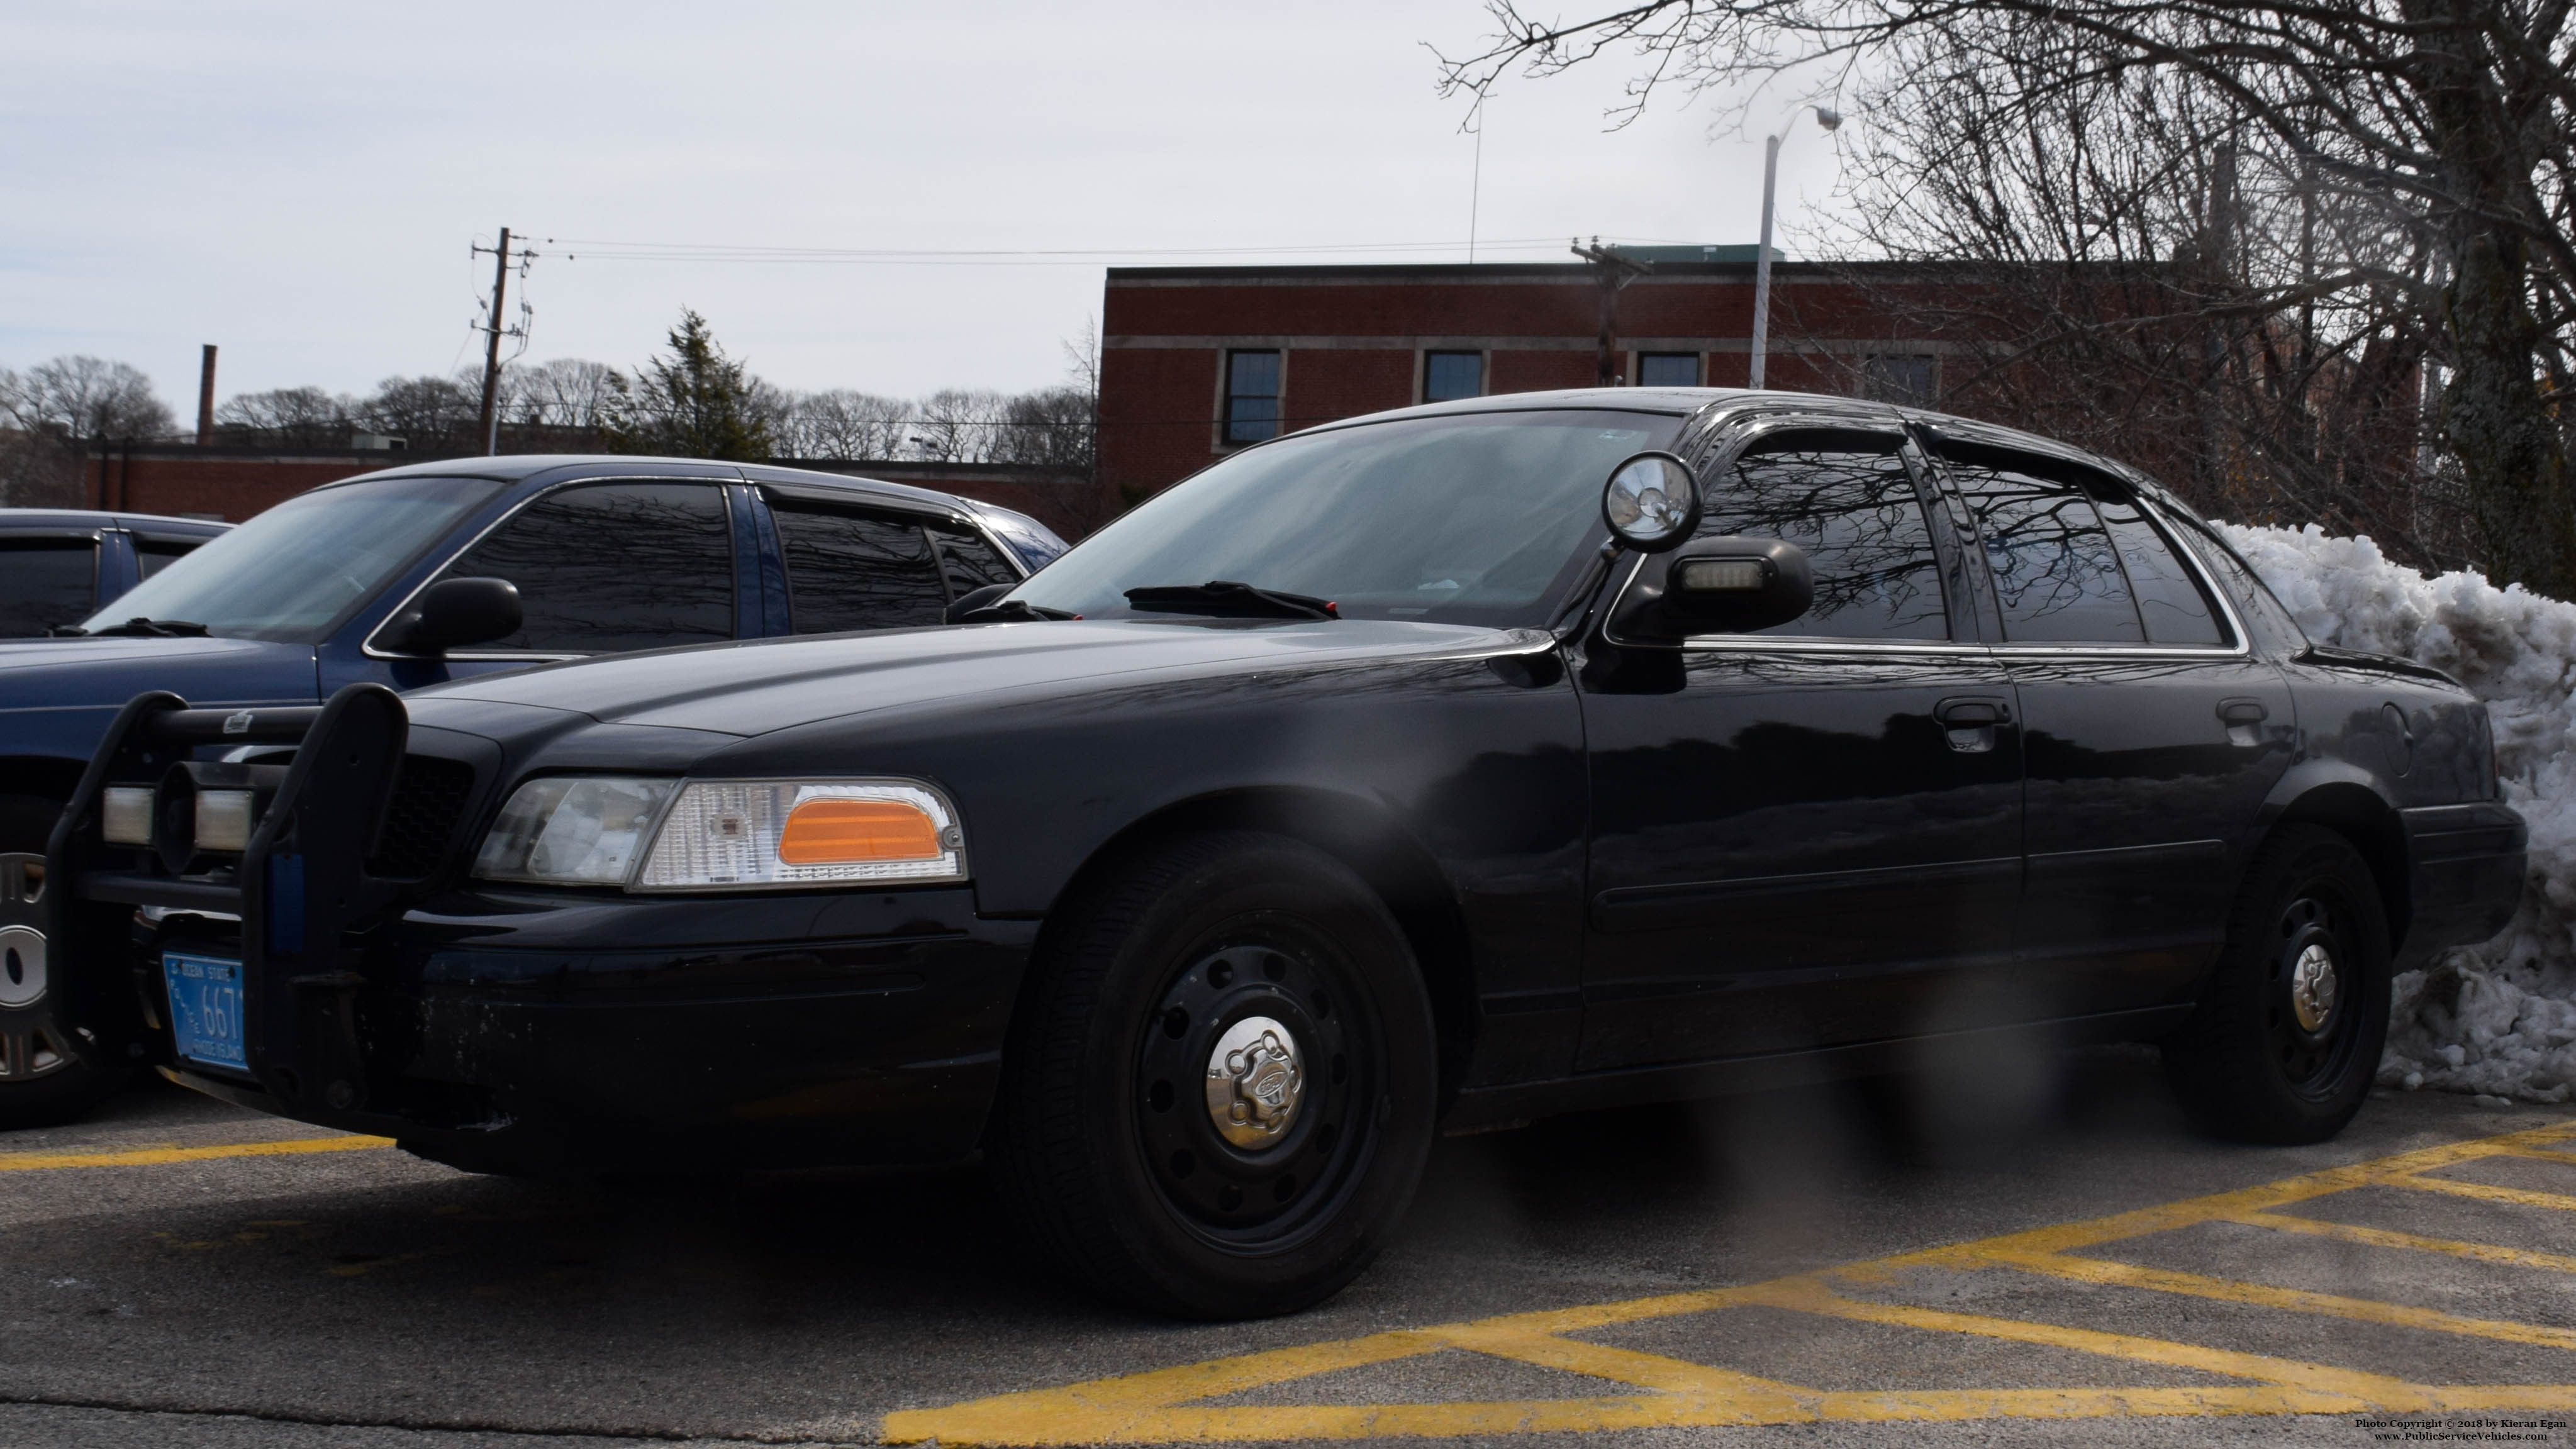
left=1936, top=698, right=2010, bottom=728
left=2218, top=697, right=2270, bottom=748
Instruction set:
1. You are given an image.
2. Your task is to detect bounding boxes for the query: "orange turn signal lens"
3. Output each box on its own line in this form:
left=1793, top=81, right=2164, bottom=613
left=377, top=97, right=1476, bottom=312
left=778, top=797, right=942, bottom=865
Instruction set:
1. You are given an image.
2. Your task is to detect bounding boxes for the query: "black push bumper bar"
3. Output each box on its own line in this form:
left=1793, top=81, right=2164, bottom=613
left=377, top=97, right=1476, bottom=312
left=50, top=684, right=420, bottom=1114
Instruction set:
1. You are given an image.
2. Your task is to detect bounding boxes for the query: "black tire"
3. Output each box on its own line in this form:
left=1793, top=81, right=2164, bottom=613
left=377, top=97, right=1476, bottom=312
left=0, top=797, right=135, bottom=1131
left=990, top=830, right=1438, bottom=1319
left=2163, top=824, right=2390, bottom=1145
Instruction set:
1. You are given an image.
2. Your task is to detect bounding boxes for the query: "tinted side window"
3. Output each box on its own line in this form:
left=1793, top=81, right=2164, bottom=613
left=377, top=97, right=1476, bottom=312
left=443, top=482, right=734, bottom=652
left=0, top=541, right=97, bottom=636
left=776, top=508, right=948, bottom=633
left=135, top=541, right=195, bottom=578
left=2094, top=493, right=2225, bottom=645
left=932, top=526, right=1017, bottom=597
left=1699, top=443, right=1948, bottom=640
left=1948, top=459, right=2143, bottom=643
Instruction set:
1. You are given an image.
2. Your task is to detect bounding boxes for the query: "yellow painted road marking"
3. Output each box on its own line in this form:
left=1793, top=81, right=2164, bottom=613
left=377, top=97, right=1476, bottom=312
left=0, top=1135, right=391, bottom=1171
left=886, top=1118, right=2576, bottom=1445
left=2394, top=1172, right=2576, bottom=1213
left=1975, top=1246, right=2576, bottom=1350
left=2226, top=1208, right=2576, bottom=1275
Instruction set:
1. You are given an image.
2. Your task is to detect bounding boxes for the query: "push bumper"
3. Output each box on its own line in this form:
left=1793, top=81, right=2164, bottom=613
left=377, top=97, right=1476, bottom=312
left=56, top=686, right=1031, bottom=1175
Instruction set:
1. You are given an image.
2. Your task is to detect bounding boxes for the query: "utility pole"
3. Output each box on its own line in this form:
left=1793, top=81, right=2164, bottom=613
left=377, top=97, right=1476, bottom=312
left=471, top=228, right=535, bottom=455
left=1571, top=238, right=1653, bottom=387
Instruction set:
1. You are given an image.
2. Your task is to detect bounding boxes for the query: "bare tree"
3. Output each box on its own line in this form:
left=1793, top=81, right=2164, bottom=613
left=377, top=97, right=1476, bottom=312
left=1770, top=53, right=2462, bottom=565
left=508, top=358, right=625, bottom=430
left=994, top=386, right=1098, bottom=469
left=352, top=374, right=479, bottom=447
left=4, top=356, right=176, bottom=441
left=0, top=356, right=175, bottom=506
left=911, top=389, right=1013, bottom=463
left=216, top=386, right=351, bottom=447
left=772, top=389, right=912, bottom=460
left=1437, top=0, right=2576, bottom=593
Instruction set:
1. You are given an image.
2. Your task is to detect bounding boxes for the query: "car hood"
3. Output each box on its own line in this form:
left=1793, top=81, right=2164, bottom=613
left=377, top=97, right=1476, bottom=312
left=404, top=618, right=1546, bottom=739
left=0, top=634, right=318, bottom=711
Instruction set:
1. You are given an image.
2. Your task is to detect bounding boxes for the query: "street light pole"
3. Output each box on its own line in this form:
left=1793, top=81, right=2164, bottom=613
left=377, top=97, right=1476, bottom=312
left=1748, top=106, right=1839, bottom=391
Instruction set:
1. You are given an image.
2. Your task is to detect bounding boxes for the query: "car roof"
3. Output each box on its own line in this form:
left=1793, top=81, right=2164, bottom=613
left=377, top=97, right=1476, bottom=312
left=1289, top=387, right=2195, bottom=514
left=0, top=508, right=231, bottom=536
left=306, top=454, right=1021, bottom=523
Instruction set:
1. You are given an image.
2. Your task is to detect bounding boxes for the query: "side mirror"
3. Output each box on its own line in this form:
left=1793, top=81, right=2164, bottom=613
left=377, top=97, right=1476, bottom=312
left=1601, top=452, right=1702, bottom=553
left=946, top=582, right=1012, bottom=623
left=378, top=577, right=522, bottom=656
left=1609, top=537, right=1814, bottom=641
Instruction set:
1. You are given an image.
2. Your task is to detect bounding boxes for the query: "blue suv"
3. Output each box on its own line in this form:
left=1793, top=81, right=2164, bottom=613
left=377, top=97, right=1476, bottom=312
left=0, top=455, right=1065, bottom=1121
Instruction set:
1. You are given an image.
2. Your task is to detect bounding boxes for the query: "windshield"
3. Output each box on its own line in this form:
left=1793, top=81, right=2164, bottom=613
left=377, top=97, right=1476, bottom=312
left=77, top=475, right=507, bottom=642
left=1010, top=409, right=1683, bottom=627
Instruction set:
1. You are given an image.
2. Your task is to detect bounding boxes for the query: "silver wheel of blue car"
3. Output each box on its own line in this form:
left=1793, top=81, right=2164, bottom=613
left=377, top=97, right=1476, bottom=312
left=0, top=842, right=131, bottom=1128
left=992, top=830, right=1437, bottom=1319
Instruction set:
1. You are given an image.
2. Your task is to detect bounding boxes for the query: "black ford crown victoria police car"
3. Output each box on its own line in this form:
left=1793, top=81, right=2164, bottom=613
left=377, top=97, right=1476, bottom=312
left=38, top=389, right=2525, bottom=1318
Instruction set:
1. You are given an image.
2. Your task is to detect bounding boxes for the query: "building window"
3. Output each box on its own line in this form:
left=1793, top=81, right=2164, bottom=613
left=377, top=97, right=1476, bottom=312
left=1862, top=354, right=1939, bottom=408
left=1638, top=352, right=1700, bottom=387
left=1423, top=351, right=1483, bottom=403
left=1224, top=350, right=1281, bottom=444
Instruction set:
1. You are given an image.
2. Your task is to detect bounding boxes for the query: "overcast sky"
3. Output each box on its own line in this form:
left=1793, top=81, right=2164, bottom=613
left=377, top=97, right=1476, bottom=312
left=4, top=1, right=1850, bottom=409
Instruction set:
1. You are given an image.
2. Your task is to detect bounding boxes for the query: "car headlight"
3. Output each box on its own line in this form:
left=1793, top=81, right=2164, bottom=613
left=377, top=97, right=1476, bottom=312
left=472, top=776, right=679, bottom=885
left=471, top=776, right=967, bottom=891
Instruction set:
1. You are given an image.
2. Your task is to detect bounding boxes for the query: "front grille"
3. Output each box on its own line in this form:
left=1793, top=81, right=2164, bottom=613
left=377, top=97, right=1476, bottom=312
left=367, top=755, right=477, bottom=879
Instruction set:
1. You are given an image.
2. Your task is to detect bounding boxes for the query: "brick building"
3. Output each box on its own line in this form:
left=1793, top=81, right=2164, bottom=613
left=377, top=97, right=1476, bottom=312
left=1098, top=249, right=1959, bottom=497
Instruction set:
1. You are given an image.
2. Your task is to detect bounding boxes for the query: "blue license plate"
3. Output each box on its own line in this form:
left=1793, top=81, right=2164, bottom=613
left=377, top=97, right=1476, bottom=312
left=162, top=952, right=247, bottom=1071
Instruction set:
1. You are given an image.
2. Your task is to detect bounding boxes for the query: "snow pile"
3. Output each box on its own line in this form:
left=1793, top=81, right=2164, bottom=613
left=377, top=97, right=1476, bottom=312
left=2218, top=523, right=2576, bottom=1101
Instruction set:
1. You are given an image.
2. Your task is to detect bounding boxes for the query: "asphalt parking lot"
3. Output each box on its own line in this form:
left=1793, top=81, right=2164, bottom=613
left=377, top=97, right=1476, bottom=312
left=3, top=1049, right=2571, bottom=1449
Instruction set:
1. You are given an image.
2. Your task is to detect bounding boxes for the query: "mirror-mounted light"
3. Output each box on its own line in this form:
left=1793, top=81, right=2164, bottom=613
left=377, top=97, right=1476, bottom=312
left=1601, top=452, right=1702, bottom=553
left=1606, top=535, right=1816, bottom=644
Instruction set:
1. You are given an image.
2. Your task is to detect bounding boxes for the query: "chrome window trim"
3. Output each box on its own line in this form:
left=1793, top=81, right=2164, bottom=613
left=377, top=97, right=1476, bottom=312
left=360, top=474, right=741, bottom=662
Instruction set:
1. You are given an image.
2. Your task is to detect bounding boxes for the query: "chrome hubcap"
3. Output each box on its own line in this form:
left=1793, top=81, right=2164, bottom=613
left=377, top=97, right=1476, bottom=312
left=0, top=924, right=46, bottom=1010
left=1205, top=1014, right=1303, bottom=1149
left=2290, top=942, right=2338, bottom=1033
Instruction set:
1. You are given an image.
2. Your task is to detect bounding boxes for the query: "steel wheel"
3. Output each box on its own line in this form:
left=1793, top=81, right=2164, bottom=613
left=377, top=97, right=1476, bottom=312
left=1134, top=938, right=1376, bottom=1248
left=992, top=830, right=1436, bottom=1318
left=2164, top=825, right=2390, bottom=1145
left=2267, top=893, right=2357, bottom=1096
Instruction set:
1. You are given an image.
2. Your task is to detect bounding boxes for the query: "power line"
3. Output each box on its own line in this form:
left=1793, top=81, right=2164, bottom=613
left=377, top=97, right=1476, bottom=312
left=540, top=235, right=1700, bottom=266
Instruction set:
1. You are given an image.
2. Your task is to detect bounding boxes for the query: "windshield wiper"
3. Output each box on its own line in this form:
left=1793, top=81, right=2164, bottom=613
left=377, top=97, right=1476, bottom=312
left=957, top=599, right=1079, bottom=623
left=66, top=617, right=211, bottom=638
left=1124, top=581, right=1339, bottom=620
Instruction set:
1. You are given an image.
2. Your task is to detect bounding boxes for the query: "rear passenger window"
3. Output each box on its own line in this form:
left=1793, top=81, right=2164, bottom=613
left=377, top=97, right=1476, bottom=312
left=442, top=482, right=735, bottom=652
left=1946, top=458, right=2143, bottom=643
left=135, top=540, right=196, bottom=578
left=932, top=526, right=1017, bottom=597
left=775, top=507, right=950, bottom=633
left=0, top=540, right=97, bottom=636
left=2092, top=493, right=2226, bottom=645
left=1698, top=441, right=1949, bottom=640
